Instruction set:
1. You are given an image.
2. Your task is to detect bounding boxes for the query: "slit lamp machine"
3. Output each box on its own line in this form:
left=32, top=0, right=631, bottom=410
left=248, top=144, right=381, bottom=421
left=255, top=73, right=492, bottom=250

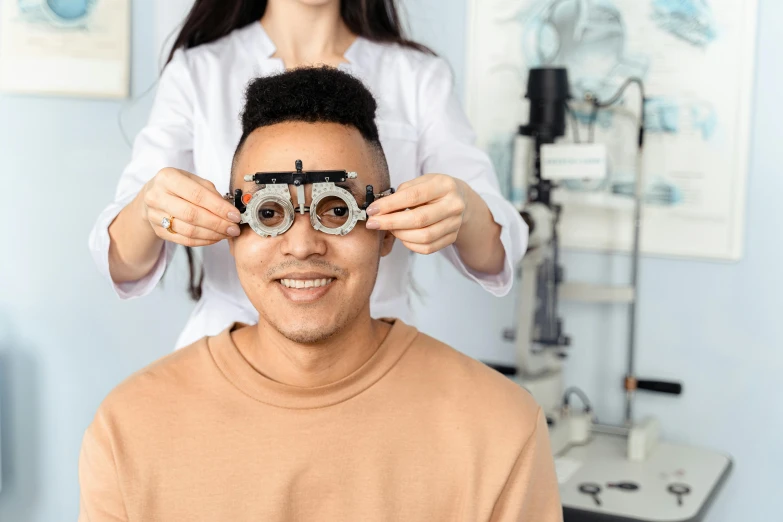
left=489, top=67, right=732, bottom=522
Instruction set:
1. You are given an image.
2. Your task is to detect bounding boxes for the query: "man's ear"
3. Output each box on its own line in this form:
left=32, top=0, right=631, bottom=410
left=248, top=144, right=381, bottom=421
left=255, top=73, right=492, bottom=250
left=380, top=230, right=395, bottom=257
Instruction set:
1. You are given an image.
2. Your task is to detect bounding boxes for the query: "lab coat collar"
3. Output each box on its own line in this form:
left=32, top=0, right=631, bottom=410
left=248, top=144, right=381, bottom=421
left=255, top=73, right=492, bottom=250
left=255, top=21, right=278, bottom=59
left=240, top=20, right=371, bottom=76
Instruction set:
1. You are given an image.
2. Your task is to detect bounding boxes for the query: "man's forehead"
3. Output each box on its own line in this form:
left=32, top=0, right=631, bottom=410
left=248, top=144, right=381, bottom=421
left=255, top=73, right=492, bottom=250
left=233, top=123, right=381, bottom=188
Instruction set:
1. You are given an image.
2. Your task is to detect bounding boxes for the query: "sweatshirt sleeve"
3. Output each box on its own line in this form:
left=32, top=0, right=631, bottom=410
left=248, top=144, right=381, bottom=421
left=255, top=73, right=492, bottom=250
left=489, top=408, right=563, bottom=522
left=78, top=409, right=128, bottom=522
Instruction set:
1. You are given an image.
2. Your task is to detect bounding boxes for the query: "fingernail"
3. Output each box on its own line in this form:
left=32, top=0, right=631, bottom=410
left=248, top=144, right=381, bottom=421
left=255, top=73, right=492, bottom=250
left=227, top=225, right=240, bottom=237
left=228, top=212, right=241, bottom=223
left=366, top=220, right=380, bottom=230
left=366, top=206, right=379, bottom=216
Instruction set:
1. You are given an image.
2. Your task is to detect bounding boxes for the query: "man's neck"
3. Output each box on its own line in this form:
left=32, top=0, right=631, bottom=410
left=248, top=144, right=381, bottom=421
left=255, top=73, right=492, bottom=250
left=261, top=0, right=356, bottom=69
left=233, top=313, right=392, bottom=388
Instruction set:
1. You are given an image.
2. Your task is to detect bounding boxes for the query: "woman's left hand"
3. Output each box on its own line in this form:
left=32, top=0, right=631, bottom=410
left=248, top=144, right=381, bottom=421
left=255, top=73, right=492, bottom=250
left=364, top=173, right=471, bottom=255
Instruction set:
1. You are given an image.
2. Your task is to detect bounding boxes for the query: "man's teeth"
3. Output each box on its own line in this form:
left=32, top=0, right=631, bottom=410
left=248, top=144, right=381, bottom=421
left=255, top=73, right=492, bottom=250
left=280, top=278, right=334, bottom=289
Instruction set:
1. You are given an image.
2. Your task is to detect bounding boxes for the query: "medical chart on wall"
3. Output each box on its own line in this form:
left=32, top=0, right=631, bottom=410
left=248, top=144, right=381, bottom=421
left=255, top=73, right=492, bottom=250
left=0, top=0, right=130, bottom=98
left=464, top=0, right=758, bottom=260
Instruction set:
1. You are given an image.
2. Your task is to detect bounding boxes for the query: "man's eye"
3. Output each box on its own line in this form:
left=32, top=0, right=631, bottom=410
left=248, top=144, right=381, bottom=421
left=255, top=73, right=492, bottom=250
left=257, top=203, right=286, bottom=226
left=325, top=207, right=349, bottom=217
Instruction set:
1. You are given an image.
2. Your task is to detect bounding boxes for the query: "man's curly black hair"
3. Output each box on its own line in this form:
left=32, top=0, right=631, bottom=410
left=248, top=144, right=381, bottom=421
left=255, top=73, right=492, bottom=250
left=230, top=66, right=389, bottom=192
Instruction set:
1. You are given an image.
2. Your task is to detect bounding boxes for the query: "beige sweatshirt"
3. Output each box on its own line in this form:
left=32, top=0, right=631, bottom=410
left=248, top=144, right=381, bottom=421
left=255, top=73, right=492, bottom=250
left=78, top=320, right=562, bottom=522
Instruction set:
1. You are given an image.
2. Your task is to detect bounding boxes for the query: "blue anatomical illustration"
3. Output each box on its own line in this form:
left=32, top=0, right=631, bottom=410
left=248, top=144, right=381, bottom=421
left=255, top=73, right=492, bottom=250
left=488, top=0, right=720, bottom=207
left=17, top=0, right=97, bottom=28
left=520, top=0, right=649, bottom=102
left=651, top=0, right=717, bottom=47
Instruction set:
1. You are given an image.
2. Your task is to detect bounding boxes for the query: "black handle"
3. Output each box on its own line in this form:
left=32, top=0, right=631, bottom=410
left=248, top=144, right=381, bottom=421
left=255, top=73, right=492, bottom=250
left=364, top=185, right=375, bottom=208
left=483, top=362, right=518, bottom=376
left=637, top=380, right=682, bottom=395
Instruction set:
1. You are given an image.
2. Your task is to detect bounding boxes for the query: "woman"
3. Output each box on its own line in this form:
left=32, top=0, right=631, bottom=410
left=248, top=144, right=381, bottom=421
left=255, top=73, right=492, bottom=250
left=89, top=0, right=528, bottom=349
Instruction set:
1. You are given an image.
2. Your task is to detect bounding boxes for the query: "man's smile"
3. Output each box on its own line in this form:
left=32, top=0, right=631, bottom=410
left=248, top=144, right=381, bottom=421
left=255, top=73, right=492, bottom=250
left=274, top=271, right=338, bottom=303
left=279, top=278, right=334, bottom=289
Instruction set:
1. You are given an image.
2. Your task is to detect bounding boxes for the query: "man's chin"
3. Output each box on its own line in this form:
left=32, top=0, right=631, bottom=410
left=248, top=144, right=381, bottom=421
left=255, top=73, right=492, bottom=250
left=275, top=322, right=343, bottom=345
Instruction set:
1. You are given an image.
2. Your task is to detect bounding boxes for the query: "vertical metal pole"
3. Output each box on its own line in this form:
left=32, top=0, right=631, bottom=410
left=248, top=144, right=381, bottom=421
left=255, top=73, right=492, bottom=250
left=625, top=145, right=645, bottom=425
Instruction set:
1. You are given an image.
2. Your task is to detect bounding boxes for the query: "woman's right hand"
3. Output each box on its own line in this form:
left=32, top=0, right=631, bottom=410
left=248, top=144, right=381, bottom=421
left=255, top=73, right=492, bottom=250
left=140, top=167, right=242, bottom=247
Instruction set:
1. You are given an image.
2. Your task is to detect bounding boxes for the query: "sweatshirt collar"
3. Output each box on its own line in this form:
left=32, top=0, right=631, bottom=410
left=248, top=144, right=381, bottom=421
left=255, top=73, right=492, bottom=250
left=209, top=319, right=419, bottom=409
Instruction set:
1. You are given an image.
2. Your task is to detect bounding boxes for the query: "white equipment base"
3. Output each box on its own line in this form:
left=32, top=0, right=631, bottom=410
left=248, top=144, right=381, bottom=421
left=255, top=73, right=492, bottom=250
left=557, top=433, right=732, bottom=522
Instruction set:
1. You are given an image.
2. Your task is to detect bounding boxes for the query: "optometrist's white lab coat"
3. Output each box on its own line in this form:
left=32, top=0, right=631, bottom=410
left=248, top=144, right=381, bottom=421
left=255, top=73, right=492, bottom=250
left=88, top=22, right=529, bottom=350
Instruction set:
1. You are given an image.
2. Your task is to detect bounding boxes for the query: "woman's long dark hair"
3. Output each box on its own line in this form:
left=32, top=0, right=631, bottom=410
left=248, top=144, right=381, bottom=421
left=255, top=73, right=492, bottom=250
left=167, top=0, right=432, bottom=301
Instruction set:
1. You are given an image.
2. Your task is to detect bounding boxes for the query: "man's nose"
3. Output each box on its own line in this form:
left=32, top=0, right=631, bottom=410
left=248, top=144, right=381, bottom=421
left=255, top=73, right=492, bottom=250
left=279, top=212, right=328, bottom=259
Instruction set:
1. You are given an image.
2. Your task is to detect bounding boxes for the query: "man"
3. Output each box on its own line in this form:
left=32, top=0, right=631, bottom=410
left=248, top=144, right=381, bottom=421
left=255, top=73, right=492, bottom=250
left=79, top=67, right=562, bottom=521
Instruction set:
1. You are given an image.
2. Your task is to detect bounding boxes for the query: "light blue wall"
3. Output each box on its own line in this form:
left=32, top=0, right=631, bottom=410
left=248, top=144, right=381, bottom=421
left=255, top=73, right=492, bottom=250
left=0, top=0, right=778, bottom=521
left=0, top=2, right=194, bottom=521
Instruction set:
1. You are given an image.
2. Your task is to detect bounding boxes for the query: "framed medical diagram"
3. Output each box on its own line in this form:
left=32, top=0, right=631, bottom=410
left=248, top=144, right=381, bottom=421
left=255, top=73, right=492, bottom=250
left=0, top=0, right=131, bottom=98
left=464, top=0, right=759, bottom=261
